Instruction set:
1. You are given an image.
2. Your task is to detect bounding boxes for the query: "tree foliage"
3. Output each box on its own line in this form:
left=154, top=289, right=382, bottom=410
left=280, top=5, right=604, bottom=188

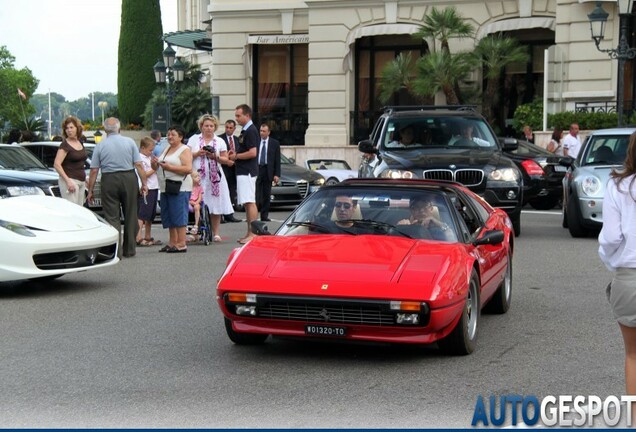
left=473, top=35, right=529, bottom=125
left=413, top=7, right=475, bottom=53
left=118, top=0, right=163, bottom=124
left=412, top=51, right=475, bottom=104
left=0, top=45, right=38, bottom=130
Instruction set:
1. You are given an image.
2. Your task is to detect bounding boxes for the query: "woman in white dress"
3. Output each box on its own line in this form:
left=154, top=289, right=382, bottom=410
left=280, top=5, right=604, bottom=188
left=188, top=114, right=234, bottom=242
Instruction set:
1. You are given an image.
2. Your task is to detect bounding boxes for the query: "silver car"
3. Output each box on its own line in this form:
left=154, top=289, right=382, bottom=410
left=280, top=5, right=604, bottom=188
left=562, top=127, right=633, bottom=237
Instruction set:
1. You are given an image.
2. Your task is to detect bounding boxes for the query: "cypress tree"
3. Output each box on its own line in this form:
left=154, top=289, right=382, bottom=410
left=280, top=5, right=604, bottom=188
left=118, top=0, right=163, bottom=124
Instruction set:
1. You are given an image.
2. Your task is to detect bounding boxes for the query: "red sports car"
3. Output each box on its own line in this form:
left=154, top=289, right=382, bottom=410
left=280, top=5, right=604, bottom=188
left=217, top=179, right=514, bottom=355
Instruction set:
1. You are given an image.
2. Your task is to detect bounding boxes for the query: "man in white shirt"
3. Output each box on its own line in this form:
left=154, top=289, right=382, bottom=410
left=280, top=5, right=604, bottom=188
left=563, top=123, right=581, bottom=159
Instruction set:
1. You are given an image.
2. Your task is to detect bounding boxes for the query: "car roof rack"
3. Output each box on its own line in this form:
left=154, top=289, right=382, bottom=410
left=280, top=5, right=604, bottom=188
left=382, top=105, right=478, bottom=114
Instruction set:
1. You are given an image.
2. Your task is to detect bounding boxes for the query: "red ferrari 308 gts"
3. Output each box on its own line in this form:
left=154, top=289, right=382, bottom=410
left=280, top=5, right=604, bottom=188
left=217, top=179, right=514, bottom=355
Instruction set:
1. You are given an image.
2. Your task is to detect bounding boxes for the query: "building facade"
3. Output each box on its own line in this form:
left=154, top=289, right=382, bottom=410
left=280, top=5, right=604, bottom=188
left=169, top=0, right=632, bottom=165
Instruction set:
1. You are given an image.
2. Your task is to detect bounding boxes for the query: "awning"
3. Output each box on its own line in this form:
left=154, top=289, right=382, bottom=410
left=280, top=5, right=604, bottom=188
left=163, top=30, right=212, bottom=51
left=476, top=17, right=556, bottom=39
left=343, top=24, right=422, bottom=71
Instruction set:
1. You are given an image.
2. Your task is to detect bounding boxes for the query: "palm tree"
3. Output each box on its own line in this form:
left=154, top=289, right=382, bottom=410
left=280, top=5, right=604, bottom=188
left=413, top=7, right=474, bottom=53
left=473, top=35, right=529, bottom=125
left=412, top=51, right=476, bottom=105
left=377, top=52, right=416, bottom=104
left=172, top=86, right=212, bottom=135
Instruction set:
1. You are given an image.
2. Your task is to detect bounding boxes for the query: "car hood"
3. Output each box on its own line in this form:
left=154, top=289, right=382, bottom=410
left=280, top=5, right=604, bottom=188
left=0, top=196, right=105, bottom=232
left=379, top=148, right=515, bottom=170
left=0, top=169, right=59, bottom=181
left=221, top=235, right=466, bottom=303
left=281, top=163, right=324, bottom=182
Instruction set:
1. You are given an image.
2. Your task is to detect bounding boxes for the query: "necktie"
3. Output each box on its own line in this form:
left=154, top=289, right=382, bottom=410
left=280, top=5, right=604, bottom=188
left=228, top=135, right=234, bottom=152
left=260, top=140, right=267, bottom=165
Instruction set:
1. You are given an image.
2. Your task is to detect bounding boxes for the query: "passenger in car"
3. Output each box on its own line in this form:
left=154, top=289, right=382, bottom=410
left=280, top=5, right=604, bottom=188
left=389, top=125, right=418, bottom=148
left=333, top=195, right=359, bottom=228
left=397, top=196, right=453, bottom=241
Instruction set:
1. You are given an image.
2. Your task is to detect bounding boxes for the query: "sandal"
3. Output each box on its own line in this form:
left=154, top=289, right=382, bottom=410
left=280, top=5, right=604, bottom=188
left=213, top=235, right=222, bottom=242
left=138, top=239, right=152, bottom=247
left=144, top=238, right=162, bottom=245
left=191, top=225, right=198, bottom=235
left=166, top=246, right=187, bottom=253
left=159, top=245, right=172, bottom=252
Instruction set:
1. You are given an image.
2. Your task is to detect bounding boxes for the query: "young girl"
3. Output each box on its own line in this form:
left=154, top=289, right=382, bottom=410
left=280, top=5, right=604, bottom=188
left=136, top=136, right=161, bottom=246
left=189, top=170, right=204, bottom=234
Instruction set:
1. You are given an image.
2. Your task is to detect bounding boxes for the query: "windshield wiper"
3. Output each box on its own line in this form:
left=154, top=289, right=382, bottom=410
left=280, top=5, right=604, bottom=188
left=341, top=219, right=413, bottom=238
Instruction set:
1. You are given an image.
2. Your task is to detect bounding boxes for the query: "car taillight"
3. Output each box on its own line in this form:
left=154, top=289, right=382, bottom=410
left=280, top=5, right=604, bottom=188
left=521, top=159, right=544, bottom=176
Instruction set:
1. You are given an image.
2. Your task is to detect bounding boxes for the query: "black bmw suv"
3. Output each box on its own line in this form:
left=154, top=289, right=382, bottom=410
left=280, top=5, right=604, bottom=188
left=358, top=106, right=523, bottom=236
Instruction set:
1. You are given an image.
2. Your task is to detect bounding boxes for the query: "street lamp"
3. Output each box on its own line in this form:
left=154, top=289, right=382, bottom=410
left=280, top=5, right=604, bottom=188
left=153, top=44, right=185, bottom=129
left=97, top=100, right=108, bottom=123
left=94, top=130, right=103, bottom=144
left=588, top=0, right=636, bottom=126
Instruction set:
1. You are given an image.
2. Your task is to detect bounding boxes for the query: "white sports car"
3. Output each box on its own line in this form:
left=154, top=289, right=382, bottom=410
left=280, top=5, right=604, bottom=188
left=305, top=159, right=357, bottom=185
left=0, top=195, right=119, bottom=282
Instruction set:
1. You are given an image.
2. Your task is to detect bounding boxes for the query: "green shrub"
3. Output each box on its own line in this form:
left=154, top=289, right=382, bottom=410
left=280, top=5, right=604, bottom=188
left=513, top=99, right=620, bottom=132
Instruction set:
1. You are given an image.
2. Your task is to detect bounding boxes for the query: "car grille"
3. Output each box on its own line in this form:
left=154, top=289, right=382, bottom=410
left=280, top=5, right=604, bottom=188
left=422, top=169, right=484, bottom=186
left=237, top=295, right=428, bottom=326
left=48, top=185, right=61, bottom=197
left=297, top=180, right=308, bottom=198
left=33, top=244, right=117, bottom=270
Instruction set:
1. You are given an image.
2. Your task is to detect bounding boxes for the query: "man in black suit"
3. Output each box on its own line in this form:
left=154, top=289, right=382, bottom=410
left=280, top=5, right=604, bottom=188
left=256, top=123, right=281, bottom=222
left=218, top=119, right=241, bottom=223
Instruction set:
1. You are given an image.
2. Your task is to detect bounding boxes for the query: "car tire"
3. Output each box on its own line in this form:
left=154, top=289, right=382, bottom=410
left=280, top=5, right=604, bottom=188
left=438, top=269, right=480, bottom=355
left=528, top=198, right=559, bottom=211
left=224, top=318, right=268, bottom=345
left=484, top=252, right=512, bottom=314
left=566, top=193, right=589, bottom=238
left=325, top=177, right=339, bottom=186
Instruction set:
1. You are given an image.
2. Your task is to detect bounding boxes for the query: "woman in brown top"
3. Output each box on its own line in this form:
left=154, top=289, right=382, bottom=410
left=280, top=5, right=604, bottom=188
left=53, top=116, right=88, bottom=205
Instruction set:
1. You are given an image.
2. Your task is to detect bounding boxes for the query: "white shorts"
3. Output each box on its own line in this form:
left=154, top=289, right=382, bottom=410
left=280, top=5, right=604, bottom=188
left=236, top=174, right=256, bottom=205
left=607, top=267, right=636, bottom=327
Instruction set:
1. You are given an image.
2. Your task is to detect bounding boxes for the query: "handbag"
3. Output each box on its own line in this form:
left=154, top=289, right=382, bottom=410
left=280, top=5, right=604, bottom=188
left=165, top=179, right=182, bottom=195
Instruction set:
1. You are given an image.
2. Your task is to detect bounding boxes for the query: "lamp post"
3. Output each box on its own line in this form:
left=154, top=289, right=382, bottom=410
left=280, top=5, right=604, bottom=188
left=153, top=44, right=185, bottom=129
left=97, top=100, right=108, bottom=123
left=588, top=0, right=636, bottom=126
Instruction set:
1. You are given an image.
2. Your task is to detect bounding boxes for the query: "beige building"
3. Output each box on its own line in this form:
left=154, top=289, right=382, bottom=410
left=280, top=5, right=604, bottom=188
left=166, top=0, right=631, bottom=164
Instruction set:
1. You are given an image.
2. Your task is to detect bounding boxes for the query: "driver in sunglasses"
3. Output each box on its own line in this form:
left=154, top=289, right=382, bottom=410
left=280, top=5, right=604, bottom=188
left=334, top=195, right=358, bottom=228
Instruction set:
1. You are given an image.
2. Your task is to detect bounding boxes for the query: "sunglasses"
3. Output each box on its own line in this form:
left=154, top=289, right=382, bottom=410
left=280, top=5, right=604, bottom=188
left=334, top=202, right=352, bottom=210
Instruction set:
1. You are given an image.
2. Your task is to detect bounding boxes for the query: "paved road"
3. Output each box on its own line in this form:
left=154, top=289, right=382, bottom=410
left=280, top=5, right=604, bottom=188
left=0, top=209, right=624, bottom=427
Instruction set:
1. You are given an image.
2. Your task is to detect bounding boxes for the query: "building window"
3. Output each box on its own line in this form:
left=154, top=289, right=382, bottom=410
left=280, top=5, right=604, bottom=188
left=253, top=44, right=308, bottom=145
left=352, top=34, right=429, bottom=144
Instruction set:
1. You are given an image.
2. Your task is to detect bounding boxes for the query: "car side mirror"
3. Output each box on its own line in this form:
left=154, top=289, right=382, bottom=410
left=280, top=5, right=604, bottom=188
left=288, top=157, right=296, bottom=164
left=559, top=157, right=574, bottom=168
left=251, top=220, right=272, bottom=236
left=499, top=137, right=519, bottom=151
left=472, top=229, right=504, bottom=246
left=358, top=139, right=376, bottom=154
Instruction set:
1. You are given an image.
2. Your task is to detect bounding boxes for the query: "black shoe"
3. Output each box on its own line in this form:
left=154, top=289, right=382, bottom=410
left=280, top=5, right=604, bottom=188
left=220, top=219, right=226, bottom=224
left=261, top=217, right=272, bottom=222
left=226, top=216, right=242, bottom=223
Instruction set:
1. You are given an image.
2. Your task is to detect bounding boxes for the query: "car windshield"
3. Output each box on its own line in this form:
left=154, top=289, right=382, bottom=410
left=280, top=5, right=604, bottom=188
left=281, top=153, right=294, bottom=164
left=382, top=116, right=498, bottom=150
left=0, top=146, right=49, bottom=170
left=307, top=160, right=352, bottom=170
left=580, top=134, right=628, bottom=166
left=278, top=186, right=458, bottom=242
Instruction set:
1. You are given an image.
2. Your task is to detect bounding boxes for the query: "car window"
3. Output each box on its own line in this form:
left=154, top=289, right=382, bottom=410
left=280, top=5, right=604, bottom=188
left=41, top=146, right=58, bottom=168
left=307, top=160, right=352, bottom=170
left=278, top=187, right=458, bottom=242
left=382, top=116, right=497, bottom=149
left=0, top=146, right=49, bottom=170
left=581, top=134, right=629, bottom=165
left=280, top=153, right=294, bottom=165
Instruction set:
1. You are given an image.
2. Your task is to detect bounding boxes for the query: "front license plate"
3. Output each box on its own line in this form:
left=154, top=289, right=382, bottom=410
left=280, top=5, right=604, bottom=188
left=305, top=324, right=347, bottom=337
left=554, top=165, right=567, bottom=172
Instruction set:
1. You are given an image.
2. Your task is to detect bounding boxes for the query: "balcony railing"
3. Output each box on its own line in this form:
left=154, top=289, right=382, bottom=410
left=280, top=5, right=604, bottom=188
left=574, top=101, right=617, bottom=113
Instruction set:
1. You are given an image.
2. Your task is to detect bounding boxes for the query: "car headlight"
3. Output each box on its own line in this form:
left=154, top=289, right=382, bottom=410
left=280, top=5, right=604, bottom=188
left=380, top=169, right=418, bottom=179
left=580, top=175, right=602, bottom=197
left=0, top=219, right=36, bottom=237
left=312, top=178, right=325, bottom=186
left=488, top=168, right=519, bottom=182
left=5, top=186, right=45, bottom=197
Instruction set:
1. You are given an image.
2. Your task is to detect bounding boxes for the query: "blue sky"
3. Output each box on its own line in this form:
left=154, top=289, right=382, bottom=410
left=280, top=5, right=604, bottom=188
left=2, top=0, right=178, bottom=101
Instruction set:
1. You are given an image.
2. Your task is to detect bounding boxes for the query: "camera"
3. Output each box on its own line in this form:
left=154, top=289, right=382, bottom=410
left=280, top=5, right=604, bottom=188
left=202, top=145, right=215, bottom=152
